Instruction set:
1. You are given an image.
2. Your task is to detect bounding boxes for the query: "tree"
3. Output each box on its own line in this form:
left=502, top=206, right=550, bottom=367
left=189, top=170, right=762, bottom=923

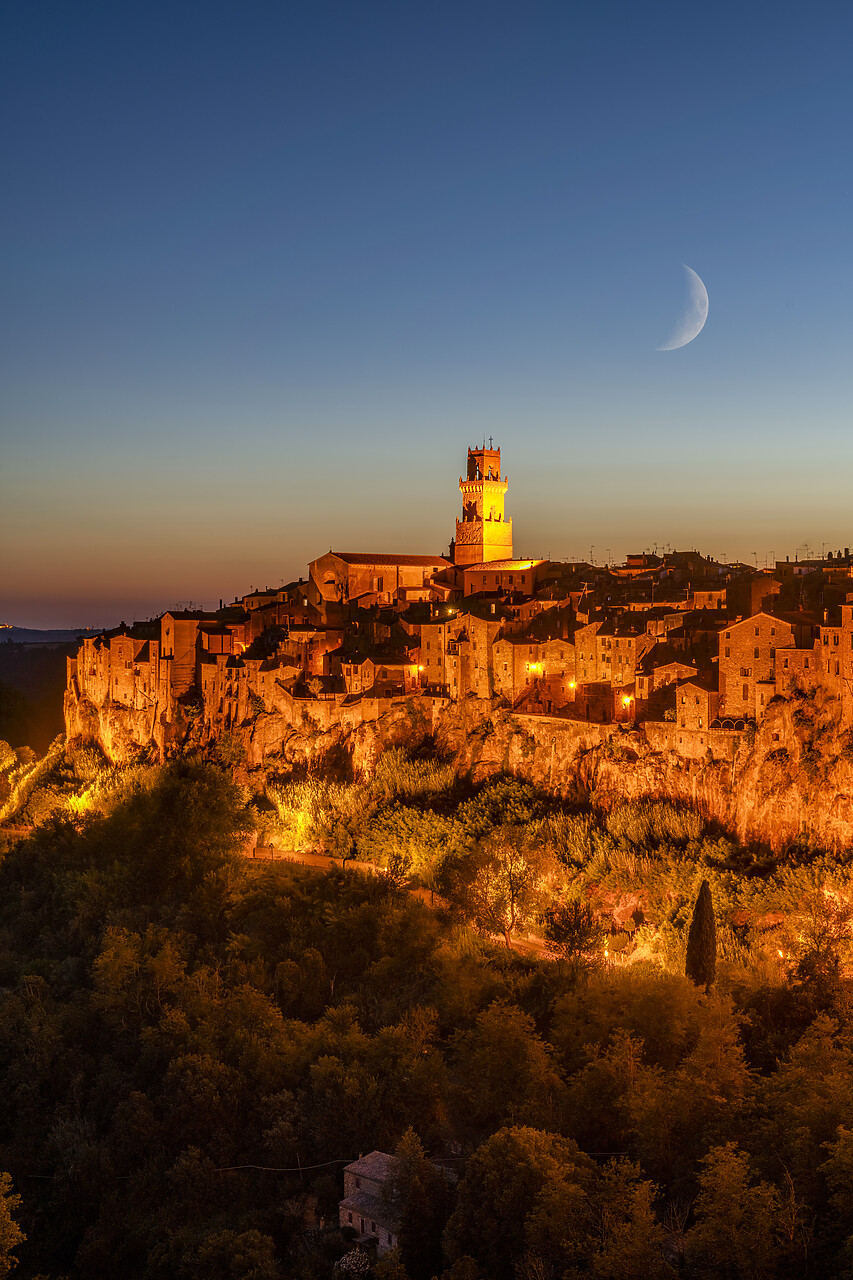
left=686, top=878, right=716, bottom=987
left=591, top=1160, right=674, bottom=1280
left=788, top=888, right=853, bottom=1010
left=383, top=1129, right=452, bottom=1280
left=449, top=1003, right=568, bottom=1138
left=442, top=1127, right=596, bottom=1280
left=0, top=1174, right=25, bottom=1279
left=445, top=824, right=553, bottom=948
left=542, top=899, right=605, bottom=976
left=686, top=1143, right=781, bottom=1280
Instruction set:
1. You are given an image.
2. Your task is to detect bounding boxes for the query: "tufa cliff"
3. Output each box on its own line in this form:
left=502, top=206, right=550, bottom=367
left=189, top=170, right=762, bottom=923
left=64, top=678, right=853, bottom=853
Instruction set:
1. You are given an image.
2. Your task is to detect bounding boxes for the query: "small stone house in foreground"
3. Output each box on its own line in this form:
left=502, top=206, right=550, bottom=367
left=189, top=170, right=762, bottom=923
left=339, top=1151, right=400, bottom=1256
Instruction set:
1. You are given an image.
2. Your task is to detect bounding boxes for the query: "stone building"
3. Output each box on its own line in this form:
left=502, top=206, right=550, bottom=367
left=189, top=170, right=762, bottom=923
left=459, top=558, right=545, bottom=596
left=340, top=653, right=420, bottom=699
left=420, top=607, right=505, bottom=698
left=676, top=675, right=719, bottom=730
left=339, top=1151, right=401, bottom=1255
left=717, top=612, right=796, bottom=722
left=308, top=551, right=451, bottom=622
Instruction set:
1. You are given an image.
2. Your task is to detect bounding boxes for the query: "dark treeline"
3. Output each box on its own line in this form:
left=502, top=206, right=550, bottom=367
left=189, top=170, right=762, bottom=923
left=2, top=759, right=853, bottom=1278
left=0, top=641, right=73, bottom=754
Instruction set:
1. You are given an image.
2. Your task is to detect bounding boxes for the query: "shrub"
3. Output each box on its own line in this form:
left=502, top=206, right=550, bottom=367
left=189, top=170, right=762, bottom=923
left=371, top=748, right=456, bottom=801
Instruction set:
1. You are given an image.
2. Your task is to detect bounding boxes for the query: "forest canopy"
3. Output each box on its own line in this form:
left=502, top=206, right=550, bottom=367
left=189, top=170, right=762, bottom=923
left=1, top=754, right=853, bottom=1277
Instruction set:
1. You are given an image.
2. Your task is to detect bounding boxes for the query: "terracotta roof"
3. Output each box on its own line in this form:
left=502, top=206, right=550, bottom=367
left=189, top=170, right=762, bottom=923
left=461, top=559, right=544, bottom=572
left=330, top=552, right=450, bottom=566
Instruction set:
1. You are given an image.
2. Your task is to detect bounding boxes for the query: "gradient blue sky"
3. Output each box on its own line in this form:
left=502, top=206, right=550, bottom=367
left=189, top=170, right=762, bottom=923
left=2, top=1, right=851, bottom=627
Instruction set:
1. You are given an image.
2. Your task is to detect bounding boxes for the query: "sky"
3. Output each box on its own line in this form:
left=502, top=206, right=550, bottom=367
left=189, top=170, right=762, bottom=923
left=1, top=1, right=852, bottom=627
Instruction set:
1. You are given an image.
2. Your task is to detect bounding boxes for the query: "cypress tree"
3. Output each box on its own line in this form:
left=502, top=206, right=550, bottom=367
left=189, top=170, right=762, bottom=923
left=686, top=878, right=717, bottom=987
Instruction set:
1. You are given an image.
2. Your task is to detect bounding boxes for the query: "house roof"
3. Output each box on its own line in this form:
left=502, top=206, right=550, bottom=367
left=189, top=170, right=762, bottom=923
left=460, top=559, right=543, bottom=573
left=678, top=672, right=719, bottom=693
left=343, top=1152, right=399, bottom=1182
left=339, top=1191, right=400, bottom=1232
left=344, top=650, right=413, bottom=669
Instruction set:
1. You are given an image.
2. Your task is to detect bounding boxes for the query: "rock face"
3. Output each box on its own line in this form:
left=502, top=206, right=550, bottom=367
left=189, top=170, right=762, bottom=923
left=64, top=681, right=853, bottom=852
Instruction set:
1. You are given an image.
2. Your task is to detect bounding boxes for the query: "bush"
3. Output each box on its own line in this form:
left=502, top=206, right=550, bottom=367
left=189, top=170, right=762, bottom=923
left=371, top=748, right=456, bottom=801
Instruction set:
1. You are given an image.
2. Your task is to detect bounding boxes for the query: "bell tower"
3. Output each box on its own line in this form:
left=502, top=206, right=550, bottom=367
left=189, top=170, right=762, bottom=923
left=454, top=440, right=513, bottom=566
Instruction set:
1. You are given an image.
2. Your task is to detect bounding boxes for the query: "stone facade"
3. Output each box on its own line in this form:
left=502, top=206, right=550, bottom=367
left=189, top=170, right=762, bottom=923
left=718, top=612, right=797, bottom=722
left=339, top=1152, right=400, bottom=1255
left=454, top=444, right=513, bottom=566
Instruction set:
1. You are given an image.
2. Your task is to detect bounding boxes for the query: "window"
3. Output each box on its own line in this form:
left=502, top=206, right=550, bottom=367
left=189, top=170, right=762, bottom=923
left=348, top=1213, right=353, bottom=1224
left=755, top=626, right=759, bottom=636
left=725, top=647, right=730, bottom=658
left=743, top=683, right=749, bottom=699
left=725, top=631, right=730, bottom=640
left=771, top=627, right=775, bottom=636
left=754, top=647, right=759, bottom=658
left=355, top=1178, right=361, bottom=1190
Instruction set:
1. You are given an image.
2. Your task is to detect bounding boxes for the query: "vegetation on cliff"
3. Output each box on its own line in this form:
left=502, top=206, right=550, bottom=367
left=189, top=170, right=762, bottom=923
left=1, top=753, right=853, bottom=1276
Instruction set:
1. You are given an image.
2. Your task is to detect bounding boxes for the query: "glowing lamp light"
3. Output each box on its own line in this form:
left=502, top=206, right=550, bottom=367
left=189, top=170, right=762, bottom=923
left=568, top=680, right=576, bottom=689
left=622, top=695, right=632, bottom=707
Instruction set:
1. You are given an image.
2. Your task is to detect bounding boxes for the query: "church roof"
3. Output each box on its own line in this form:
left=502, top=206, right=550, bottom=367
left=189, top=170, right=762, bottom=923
left=331, top=552, right=451, bottom=567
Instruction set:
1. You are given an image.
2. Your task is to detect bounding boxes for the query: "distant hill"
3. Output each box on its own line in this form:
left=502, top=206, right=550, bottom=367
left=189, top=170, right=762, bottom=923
left=1, top=627, right=106, bottom=644
left=0, top=631, right=104, bottom=752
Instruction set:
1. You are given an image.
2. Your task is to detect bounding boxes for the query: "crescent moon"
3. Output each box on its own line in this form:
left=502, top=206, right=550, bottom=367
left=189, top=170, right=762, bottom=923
left=658, top=264, right=709, bottom=350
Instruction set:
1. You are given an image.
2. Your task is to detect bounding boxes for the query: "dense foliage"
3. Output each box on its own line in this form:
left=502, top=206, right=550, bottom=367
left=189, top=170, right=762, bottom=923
left=2, top=753, right=853, bottom=1276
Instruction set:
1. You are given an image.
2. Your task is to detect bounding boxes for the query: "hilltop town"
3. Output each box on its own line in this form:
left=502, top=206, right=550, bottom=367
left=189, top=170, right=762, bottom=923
left=65, top=444, right=853, bottom=769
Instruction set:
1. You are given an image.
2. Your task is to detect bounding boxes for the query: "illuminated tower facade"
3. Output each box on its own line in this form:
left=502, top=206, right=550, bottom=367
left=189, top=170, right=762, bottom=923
left=454, top=441, right=513, bottom=566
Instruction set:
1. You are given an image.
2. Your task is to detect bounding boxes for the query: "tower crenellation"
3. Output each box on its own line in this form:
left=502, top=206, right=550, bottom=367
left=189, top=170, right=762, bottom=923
left=454, top=442, right=513, bottom=565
